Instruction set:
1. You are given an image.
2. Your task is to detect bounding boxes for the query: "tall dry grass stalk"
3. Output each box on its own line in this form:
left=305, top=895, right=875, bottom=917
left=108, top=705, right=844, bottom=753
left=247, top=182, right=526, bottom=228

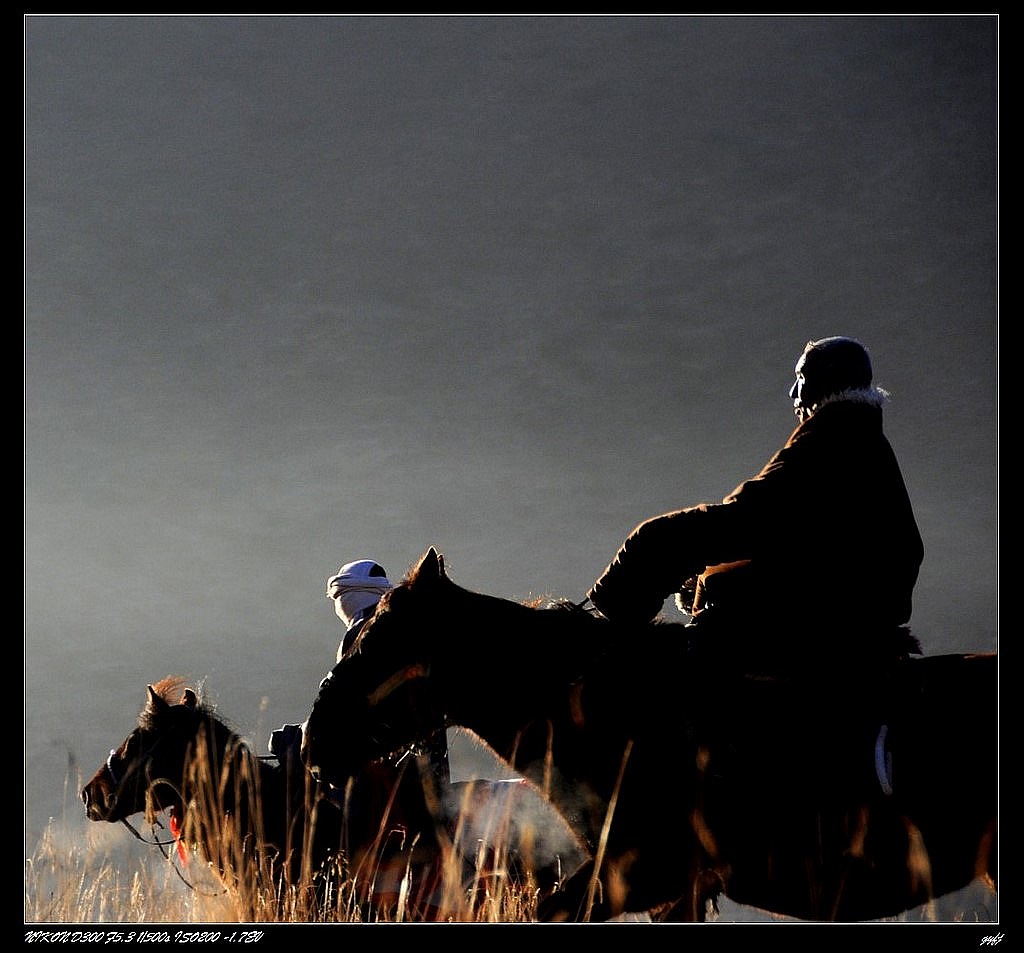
left=27, top=747, right=552, bottom=924
left=25, top=814, right=547, bottom=924
left=27, top=743, right=996, bottom=924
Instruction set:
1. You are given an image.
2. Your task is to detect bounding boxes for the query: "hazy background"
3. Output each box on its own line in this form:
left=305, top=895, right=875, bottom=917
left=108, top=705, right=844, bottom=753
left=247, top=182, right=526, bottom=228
left=25, top=12, right=997, bottom=884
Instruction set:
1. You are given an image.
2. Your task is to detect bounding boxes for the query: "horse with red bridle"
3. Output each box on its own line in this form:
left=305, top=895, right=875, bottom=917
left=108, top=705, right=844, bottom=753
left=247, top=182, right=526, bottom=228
left=80, top=675, right=542, bottom=920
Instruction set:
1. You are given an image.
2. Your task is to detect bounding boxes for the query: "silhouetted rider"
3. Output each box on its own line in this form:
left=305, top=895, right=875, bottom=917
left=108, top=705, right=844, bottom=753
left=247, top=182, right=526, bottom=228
left=270, top=559, right=449, bottom=782
left=587, top=336, right=924, bottom=667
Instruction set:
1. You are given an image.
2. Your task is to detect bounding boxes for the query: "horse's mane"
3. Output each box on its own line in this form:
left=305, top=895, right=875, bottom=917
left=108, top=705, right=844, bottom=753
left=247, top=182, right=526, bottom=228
left=141, top=675, right=237, bottom=734
left=149, top=675, right=193, bottom=704
left=544, top=597, right=589, bottom=612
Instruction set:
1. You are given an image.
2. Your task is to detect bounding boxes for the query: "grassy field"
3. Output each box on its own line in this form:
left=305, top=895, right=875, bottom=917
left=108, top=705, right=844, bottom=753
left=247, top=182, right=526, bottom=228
left=26, top=759, right=571, bottom=925
left=24, top=820, right=999, bottom=926
left=25, top=809, right=557, bottom=924
left=25, top=789, right=998, bottom=926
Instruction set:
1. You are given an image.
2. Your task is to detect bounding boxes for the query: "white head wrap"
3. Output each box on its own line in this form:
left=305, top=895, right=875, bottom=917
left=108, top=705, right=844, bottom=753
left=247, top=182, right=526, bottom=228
left=326, top=559, right=393, bottom=631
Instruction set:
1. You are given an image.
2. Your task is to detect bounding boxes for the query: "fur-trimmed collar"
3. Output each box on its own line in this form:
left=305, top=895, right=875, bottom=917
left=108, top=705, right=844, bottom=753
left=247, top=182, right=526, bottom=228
left=807, top=385, right=889, bottom=416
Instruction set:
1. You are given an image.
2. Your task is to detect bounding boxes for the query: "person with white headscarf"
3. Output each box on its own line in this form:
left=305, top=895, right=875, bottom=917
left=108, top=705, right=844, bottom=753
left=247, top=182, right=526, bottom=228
left=325, top=559, right=394, bottom=662
left=269, top=559, right=449, bottom=784
left=269, top=558, right=393, bottom=766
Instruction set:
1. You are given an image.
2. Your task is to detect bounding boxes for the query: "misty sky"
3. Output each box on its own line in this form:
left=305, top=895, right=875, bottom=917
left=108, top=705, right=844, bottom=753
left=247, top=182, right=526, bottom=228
left=24, top=15, right=997, bottom=853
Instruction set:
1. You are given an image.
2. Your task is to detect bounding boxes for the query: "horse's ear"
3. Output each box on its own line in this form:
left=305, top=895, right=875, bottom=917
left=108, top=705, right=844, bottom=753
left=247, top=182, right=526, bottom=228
left=416, top=547, right=446, bottom=583
left=181, top=689, right=198, bottom=709
left=146, top=685, right=169, bottom=714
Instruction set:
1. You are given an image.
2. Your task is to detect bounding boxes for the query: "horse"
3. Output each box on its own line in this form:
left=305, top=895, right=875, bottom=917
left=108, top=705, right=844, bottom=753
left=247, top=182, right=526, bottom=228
left=80, top=676, right=542, bottom=921
left=301, top=547, right=998, bottom=923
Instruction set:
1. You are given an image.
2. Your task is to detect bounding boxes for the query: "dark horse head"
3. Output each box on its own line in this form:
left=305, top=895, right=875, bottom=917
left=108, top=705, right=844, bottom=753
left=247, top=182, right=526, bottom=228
left=81, top=673, right=560, bottom=921
left=304, top=547, right=998, bottom=923
left=302, top=547, right=644, bottom=840
left=81, top=676, right=338, bottom=897
left=304, top=550, right=460, bottom=786
left=82, top=677, right=228, bottom=826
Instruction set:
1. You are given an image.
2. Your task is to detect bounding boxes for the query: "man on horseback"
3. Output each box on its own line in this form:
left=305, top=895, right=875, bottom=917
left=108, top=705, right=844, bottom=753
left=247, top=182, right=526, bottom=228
left=326, top=559, right=397, bottom=662
left=268, top=559, right=394, bottom=767
left=274, top=559, right=456, bottom=918
left=270, top=559, right=449, bottom=781
left=587, top=336, right=924, bottom=667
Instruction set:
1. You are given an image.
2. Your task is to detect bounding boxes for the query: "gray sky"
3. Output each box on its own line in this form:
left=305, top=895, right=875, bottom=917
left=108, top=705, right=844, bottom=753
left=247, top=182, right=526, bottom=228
left=24, top=14, right=998, bottom=853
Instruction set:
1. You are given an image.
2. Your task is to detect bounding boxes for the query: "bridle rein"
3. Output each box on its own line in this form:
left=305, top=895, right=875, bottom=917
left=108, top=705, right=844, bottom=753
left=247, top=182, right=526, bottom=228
left=104, top=731, right=236, bottom=894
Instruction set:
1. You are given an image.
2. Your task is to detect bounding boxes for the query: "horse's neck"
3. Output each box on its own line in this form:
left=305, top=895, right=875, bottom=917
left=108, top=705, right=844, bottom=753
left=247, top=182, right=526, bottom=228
left=187, top=723, right=265, bottom=827
left=439, top=603, right=615, bottom=773
left=185, top=728, right=299, bottom=877
left=447, top=596, right=613, bottom=684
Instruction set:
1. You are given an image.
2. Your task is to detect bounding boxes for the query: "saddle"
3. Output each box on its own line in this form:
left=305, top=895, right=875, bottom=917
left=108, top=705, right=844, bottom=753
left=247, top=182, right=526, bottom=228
left=684, top=559, right=922, bottom=673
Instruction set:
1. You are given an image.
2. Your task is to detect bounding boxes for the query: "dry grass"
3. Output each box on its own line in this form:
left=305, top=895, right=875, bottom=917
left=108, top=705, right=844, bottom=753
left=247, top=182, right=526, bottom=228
left=24, top=815, right=999, bottom=926
left=26, top=822, right=999, bottom=927
left=25, top=817, right=547, bottom=924
left=26, top=761, right=556, bottom=925
left=26, top=760, right=997, bottom=926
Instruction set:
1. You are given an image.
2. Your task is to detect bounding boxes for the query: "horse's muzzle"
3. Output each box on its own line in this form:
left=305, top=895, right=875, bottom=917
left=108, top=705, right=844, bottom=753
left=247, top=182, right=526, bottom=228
left=81, top=778, right=116, bottom=821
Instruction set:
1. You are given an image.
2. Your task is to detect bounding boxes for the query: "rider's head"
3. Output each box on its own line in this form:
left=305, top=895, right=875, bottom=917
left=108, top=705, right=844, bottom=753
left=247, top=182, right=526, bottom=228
left=789, top=336, right=873, bottom=422
left=326, top=559, right=392, bottom=630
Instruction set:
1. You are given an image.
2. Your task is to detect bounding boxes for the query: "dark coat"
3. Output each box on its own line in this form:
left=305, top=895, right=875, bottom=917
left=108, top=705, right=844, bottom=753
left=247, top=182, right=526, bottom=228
left=588, top=396, right=924, bottom=641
